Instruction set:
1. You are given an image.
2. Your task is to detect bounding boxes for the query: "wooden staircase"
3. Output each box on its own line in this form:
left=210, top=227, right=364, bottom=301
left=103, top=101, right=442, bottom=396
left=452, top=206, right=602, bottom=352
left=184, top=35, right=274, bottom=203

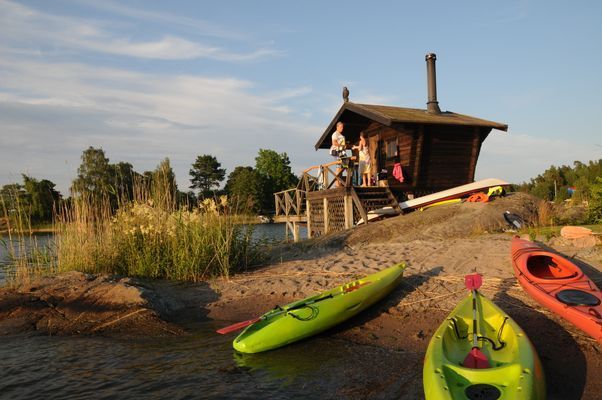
left=353, top=186, right=402, bottom=214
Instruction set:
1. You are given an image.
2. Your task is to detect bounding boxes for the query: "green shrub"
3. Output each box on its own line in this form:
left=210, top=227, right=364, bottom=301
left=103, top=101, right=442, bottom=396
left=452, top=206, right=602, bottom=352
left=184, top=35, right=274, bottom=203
left=588, top=177, right=602, bottom=224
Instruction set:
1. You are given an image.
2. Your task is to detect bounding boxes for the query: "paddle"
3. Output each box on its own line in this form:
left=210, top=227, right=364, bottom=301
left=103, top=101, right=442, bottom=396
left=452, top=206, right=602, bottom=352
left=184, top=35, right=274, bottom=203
left=462, top=273, right=490, bottom=369
left=216, top=281, right=371, bottom=335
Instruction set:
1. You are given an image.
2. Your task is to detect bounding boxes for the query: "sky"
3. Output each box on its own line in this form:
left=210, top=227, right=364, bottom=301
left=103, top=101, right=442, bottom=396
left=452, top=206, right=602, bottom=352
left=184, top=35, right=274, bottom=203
left=1, top=0, right=601, bottom=195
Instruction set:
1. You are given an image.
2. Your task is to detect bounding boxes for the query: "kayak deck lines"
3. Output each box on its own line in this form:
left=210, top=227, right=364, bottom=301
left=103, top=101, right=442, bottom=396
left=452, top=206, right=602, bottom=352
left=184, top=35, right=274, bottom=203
left=423, top=274, right=545, bottom=399
left=221, top=263, right=406, bottom=354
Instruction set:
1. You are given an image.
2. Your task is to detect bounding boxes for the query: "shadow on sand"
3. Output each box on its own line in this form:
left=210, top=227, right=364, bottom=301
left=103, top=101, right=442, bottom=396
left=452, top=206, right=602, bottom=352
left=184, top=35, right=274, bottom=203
left=494, top=277, right=587, bottom=400
left=327, top=265, right=445, bottom=335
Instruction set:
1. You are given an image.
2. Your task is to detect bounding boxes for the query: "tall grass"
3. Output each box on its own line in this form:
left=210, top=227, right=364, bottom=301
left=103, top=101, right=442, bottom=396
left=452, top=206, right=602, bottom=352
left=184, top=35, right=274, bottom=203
left=1, top=191, right=56, bottom=286
left=536, top=200, right=555, bottom=227
left=55, top=185, right=259, bottom=281
left=2, top=179, right=260, bottom=283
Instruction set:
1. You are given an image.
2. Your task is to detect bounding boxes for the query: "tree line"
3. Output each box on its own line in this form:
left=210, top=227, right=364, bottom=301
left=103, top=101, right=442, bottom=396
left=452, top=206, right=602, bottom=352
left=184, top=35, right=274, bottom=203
left=1, top=147, right=299, bottom=226
left=515, top=159, right=602, bottom=222
left=514, top=159, right=601, bottom=202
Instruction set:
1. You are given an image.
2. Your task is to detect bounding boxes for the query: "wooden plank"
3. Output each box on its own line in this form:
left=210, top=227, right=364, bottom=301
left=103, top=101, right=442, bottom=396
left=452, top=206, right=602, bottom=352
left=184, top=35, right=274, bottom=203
left=350, top=188, right=369, bottom=225
left=385, top=187, right=402, bottom=212
left=274, top=194, right=283, bottom=216
left=343, top=194, right=353, bottom=229
left=285, top=190, right=299, bottom=215
left=273, top=215, right=307, bottom=223
left=306, top=200, right=312, bottom=239
left=412, top=126, right=424, bottom=188
left=467, top=127, right=481, bottom=182
left=323, top=198, right=329, bottom=234
left=292, top=221, right=299, bottom=242
left=306, top=187, right=347, bottom=200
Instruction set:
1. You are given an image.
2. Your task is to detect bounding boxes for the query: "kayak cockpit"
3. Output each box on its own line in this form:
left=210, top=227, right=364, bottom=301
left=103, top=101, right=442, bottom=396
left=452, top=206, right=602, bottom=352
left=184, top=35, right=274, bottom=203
left=441, top=314, right=518, bottom=368
left=526, top=254, right=580, bottom=280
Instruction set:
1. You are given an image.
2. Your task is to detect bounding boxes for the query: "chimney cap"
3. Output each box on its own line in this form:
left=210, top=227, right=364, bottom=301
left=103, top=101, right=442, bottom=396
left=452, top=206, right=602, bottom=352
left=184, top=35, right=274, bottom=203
left=425, top=53, right=437, bottom=61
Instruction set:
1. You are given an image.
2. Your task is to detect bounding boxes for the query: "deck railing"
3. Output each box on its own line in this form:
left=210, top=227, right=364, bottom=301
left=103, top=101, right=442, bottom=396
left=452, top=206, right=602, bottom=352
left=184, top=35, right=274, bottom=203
left=274, top=187, right=306, bottom=218
left=274, top=159, right=354, bottom=219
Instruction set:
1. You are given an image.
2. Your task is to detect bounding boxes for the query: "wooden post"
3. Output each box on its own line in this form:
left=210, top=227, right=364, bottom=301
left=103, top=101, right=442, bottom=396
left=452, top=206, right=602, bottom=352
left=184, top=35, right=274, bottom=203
left=292, top=221, right=299, bottom=242
left=343, top=193, right=353, bottom=229
left=350, top=188, right=368, bottom=225
left=284, top=219, right=289, bottom=241
left=323, top=197, right=329, bottom=234
left=296, top=191, right=302, bottom=216
left=306, top=199, right=312, bottom=239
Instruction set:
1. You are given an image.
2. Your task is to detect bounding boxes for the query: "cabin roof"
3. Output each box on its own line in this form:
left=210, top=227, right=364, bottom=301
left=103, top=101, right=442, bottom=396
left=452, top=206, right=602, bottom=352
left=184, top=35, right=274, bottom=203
left=315, top=102, right=508, bottom=149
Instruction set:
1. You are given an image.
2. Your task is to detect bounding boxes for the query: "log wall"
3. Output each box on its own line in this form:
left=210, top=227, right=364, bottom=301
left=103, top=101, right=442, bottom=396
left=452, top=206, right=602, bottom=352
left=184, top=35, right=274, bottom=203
left=361, top=122, right=491, bottom=195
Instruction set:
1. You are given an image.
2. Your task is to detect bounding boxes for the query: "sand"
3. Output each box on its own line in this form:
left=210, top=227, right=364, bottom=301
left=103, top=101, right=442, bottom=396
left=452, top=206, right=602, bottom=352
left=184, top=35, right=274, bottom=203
left=207, top=193, right=602, bottom=399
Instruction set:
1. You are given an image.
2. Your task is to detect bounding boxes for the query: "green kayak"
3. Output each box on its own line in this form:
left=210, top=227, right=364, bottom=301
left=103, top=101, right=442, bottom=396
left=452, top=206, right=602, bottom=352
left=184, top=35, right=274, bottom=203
left=423, top=289, right=545, bottom=400
left=232, top=263, right=406, bottom=353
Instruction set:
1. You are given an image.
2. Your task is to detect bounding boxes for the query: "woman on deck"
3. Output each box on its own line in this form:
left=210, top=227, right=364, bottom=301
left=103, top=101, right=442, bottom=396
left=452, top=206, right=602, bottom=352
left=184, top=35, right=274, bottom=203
left=354, top=132, right=371, bottom=186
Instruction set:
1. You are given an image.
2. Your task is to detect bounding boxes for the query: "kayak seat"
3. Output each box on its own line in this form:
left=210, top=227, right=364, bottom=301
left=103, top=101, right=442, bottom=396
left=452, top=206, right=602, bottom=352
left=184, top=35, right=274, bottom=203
left=556, top=289, right=601, bottom=306
left=526, top=255, right=578, bottom=279
left=448, top=317, right=507, bottom=351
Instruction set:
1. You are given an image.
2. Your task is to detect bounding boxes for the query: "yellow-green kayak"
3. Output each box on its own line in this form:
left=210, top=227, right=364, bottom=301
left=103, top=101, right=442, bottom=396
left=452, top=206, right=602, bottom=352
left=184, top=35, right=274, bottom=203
left=423, top=289, right=545, bottom=399
left=232, top=263, right=406, bottom=353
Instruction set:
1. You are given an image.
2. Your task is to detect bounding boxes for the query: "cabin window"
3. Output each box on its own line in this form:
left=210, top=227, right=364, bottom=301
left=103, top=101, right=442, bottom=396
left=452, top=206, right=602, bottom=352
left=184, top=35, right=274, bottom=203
left=385, top=139, right=397, bottom=159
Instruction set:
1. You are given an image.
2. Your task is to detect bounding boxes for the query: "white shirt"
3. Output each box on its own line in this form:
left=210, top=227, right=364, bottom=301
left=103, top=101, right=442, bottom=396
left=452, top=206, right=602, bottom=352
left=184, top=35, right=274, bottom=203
left=331, top=131, right=345, bottom=150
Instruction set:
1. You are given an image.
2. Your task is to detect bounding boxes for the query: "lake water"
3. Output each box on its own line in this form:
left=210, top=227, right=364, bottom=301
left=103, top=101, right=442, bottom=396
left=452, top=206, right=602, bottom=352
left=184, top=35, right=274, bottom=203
left=250, top=223, right=308, bottom=244
left=0, top=232, right=54, bottom=283
left=0, top=327, right=417, bottom=399
left=0, top=225, right=423, bottom=399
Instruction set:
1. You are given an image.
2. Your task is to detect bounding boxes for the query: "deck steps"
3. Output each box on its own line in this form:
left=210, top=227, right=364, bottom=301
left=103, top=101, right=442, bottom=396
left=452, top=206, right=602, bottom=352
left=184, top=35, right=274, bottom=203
left=354, top=187, right=402, bottom=214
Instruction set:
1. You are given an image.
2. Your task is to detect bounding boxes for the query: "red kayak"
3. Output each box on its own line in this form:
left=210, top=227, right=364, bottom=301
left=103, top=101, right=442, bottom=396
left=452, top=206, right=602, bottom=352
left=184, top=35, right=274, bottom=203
left=511, top=237, right=602, bottom=341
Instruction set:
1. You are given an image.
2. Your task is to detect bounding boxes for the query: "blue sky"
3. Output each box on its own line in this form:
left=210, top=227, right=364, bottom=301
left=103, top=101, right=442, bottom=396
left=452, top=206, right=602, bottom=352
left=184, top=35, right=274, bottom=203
left=1, top=0, right=601, bottom=194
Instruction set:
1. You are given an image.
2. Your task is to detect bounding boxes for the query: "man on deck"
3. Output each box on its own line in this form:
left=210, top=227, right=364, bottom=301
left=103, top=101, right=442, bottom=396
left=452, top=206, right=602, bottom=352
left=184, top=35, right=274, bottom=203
left=330, top=121, right=346, bottom=187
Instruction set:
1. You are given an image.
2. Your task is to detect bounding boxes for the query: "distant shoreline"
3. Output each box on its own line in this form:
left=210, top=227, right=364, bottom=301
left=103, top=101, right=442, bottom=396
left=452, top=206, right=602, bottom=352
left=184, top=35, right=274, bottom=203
left=0, top=228, right=56, bottom=235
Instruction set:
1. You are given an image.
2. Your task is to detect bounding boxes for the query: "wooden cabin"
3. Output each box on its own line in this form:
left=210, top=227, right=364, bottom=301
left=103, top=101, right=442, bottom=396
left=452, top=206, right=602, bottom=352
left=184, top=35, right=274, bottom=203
left=314, top=54, right=507, bottom=198
left=274, top=53, right=508, bottom=241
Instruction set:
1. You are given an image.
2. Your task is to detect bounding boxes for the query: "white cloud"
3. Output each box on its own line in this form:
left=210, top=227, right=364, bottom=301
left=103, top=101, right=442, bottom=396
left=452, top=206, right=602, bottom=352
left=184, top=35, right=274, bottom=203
left=0, top=56, right=322, bottom=193
left=0, top=1, right=278, bottom=61
left=72, top=0, right=251, bottom=41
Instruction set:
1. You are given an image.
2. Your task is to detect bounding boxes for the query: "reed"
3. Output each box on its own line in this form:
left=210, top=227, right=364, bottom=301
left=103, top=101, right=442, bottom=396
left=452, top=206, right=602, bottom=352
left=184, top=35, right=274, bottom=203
left=1, top=190, right=57, bottom=286
left=536, top=200, right=555, bottom=227
left=54, top=186, right=259, bottom=281
left=2, top=179, right=260, bottom=284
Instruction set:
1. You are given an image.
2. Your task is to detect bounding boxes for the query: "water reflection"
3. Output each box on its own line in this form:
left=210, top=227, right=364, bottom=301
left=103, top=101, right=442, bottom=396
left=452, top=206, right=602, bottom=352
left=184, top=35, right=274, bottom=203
left=0, top=325, right=414, bottom=400
left=0, top=233, right=54, bottom=282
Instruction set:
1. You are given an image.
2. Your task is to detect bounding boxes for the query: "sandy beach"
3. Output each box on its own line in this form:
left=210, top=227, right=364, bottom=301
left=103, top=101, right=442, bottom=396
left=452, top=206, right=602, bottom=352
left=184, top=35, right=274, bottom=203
left=1, top=193, right=601, bottom=399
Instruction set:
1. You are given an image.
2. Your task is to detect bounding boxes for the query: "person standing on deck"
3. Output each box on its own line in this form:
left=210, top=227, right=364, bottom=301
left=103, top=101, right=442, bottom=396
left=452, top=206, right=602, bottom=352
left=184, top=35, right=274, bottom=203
left=330, top=122, right=346, bottom=187
left=353, top=132, right=370, bottom=186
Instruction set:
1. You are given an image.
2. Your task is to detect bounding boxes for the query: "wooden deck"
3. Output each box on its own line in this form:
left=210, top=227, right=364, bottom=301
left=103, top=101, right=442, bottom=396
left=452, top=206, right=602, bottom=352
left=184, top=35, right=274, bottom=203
left=274, top=160, right=401, bottom=241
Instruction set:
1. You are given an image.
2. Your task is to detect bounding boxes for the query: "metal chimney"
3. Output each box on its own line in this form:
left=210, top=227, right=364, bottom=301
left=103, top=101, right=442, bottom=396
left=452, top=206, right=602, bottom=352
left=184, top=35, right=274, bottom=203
left=425, top=53, right=441, bottom=114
